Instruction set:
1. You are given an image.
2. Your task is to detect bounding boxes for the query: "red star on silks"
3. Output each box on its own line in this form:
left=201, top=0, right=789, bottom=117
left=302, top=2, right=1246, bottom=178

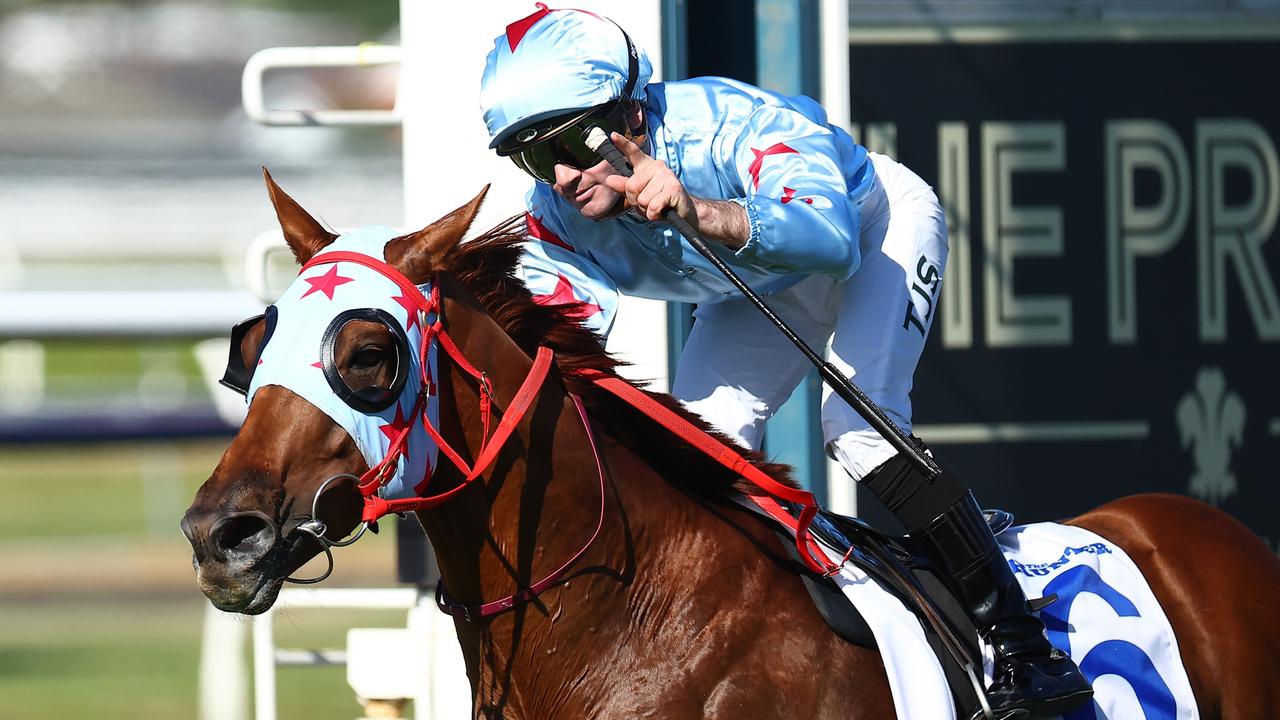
left=525, top=212, right=574, bottom=251
left=378, top=404, right=414, bottom=458
left=747, top=143, right=799, bottom=189
left=310, top=361, right=323, bottom=369
left=300, top=265, right=354, bottom=300
left=532, top=273, right=602, bottom=320
left=781, top=186, right=814, bottom=205
left=392, top=290, right=420, bottom=331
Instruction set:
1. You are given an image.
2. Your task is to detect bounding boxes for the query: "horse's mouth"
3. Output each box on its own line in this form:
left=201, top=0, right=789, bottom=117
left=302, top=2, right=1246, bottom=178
left=209, top=574, right=285, bottom=615
left=195, top=533, right=322, bottom=615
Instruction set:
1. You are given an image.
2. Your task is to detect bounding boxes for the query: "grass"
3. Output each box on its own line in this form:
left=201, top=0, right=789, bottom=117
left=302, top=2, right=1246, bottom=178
left=0, top=600, right=203, bottom=720
left=0, top=440, right=421, bottom=720
left=0, top=439, right=224, bottom=541
left=0, top=598, right=418, bottom=720
left=40, top=339, right=205, bottom=383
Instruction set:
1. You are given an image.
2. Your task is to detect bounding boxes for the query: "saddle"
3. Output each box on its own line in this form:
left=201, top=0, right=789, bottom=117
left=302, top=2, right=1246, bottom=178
left=771, top=506, right=1018, bottom=719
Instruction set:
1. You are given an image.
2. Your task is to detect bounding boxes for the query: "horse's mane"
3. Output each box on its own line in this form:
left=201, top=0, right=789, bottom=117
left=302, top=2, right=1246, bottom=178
left=447, top=216, right=798, bottom=496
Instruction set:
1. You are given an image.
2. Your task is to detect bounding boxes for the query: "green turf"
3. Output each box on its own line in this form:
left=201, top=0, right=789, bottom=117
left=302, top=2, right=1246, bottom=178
left=0, top=599, right=419, bottom=720
left=0, top=600, right=201, bottom=720
left=0, top=440, right=433, bottom=719
left=0, top=439, right=227, bottom=540
left=40, top=339, right=207, bottom=395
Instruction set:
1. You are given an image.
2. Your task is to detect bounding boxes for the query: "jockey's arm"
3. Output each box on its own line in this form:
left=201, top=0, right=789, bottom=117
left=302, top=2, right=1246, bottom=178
left=603, top=133, right=749, bottom=249
left=605, top=107, right=871, bottom=279
left=689, top=197, right=751, bottom=250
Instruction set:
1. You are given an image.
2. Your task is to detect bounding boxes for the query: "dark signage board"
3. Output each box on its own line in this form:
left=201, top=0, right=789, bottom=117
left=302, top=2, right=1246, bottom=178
left=847, top=33, right=1280, bottom=544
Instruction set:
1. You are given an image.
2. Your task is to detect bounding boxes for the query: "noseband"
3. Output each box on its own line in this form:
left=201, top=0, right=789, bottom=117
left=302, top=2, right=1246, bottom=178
left=286, top=473, right=368, bottom=584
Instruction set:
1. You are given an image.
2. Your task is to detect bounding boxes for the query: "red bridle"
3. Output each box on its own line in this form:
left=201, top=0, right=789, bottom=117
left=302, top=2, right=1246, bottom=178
left=298, top=250, right=607, bottom=620
left=294, top=250, right=842, bottom=620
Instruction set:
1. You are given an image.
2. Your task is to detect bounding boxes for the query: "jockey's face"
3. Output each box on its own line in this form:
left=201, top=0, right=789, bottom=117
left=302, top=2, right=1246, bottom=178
left=548, top=103, right=645, bottom=221
left=552, top=157, right=625, bottom=220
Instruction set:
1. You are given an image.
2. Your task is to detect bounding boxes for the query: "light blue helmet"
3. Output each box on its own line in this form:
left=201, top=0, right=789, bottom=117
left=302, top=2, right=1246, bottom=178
left=479, top=4, right=653, bottom=150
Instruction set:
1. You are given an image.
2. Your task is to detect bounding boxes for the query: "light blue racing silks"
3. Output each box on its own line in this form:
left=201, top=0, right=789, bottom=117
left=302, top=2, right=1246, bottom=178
left=519, top=76, right=878, bottom=311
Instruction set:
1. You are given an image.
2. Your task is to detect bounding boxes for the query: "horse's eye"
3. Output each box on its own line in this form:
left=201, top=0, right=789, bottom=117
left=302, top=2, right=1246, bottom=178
left=350, top=346, right=385, bottom=369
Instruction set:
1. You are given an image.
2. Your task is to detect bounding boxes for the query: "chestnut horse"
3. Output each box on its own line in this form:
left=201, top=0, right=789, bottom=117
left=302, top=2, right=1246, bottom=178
left=183, top=178, right=1280, bottom=719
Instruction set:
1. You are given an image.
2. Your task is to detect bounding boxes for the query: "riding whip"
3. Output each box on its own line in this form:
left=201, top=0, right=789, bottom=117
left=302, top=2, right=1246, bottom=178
left=584, top=128, right=941, bottom=479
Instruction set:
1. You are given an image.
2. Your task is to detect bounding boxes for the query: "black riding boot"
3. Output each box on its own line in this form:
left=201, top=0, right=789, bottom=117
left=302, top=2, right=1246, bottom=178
left=915, top=491, right=1094, bottom=719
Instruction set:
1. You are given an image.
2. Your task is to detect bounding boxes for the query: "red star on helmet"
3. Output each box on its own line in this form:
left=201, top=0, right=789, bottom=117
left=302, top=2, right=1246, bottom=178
left=533, top=272, right=601, bottom=320
left=505, top=5, right=605, bottom=51
left=747, top=143, right=799, bottom=190
left=505, top=4, right=551, bottom=51
left=300, top=265, right=354, bottom=300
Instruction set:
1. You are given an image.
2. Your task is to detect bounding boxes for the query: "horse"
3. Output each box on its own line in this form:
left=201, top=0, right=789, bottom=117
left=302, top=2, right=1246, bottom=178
left=182, top=174, right=1280, bottom=719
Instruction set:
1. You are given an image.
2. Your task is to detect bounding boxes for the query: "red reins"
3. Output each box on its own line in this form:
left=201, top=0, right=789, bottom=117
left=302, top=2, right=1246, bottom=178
left=573, top=369, right=839, bottom=576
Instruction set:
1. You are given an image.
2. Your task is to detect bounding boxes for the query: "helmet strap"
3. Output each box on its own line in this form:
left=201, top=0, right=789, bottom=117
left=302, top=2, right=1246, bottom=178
left=613, top=22, right=639, bottom=101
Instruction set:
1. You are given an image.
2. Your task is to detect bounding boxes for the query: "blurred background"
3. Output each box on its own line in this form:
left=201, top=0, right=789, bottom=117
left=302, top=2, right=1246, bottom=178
left=2, top=0, right=1278, bottom=718
left=0, top=1, right=408, bottom=718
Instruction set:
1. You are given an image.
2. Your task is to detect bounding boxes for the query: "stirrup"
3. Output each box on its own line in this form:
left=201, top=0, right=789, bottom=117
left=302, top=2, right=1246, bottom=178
left=1026, top=593, right=1058, bottom=613
left=982, top=508, right=1015, bottom=535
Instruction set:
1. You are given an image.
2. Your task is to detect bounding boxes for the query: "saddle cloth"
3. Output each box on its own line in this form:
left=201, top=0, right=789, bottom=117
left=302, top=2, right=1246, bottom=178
left=816, top=521, right=1200, bottom=720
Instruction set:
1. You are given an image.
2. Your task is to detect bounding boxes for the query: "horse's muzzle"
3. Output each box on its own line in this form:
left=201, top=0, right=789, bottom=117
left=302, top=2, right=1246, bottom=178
left=181, top=507, right=286, bottom=613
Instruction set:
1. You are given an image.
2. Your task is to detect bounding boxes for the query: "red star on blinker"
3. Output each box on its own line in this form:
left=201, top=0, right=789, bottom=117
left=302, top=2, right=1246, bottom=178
left=532, top=273, right=602, bottom=319
left=300, top=265, right=354, bottom=300
left=413, top=461, right=435, bottom=495
left=392, top=290, right=420, bottom=330
left=378, top=404, right=414, bottom=458
left=747, top=143, right=799, bottom=189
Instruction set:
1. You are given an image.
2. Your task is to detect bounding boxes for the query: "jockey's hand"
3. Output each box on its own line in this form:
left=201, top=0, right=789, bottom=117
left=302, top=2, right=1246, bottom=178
left=603, top=132, right=698, bottom=227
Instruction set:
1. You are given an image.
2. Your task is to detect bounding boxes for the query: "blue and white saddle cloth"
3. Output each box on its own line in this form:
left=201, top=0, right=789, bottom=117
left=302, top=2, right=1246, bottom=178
left=823, top=522, right=1200, bottom=720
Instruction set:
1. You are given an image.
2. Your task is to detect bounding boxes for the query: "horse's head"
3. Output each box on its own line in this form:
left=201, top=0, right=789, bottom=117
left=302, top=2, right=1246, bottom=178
left=181, top=169, right=487, bottom=614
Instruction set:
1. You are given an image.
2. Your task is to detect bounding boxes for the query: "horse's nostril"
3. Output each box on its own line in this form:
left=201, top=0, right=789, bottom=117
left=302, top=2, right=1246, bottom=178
left=213, top=513, right=274, bottom=555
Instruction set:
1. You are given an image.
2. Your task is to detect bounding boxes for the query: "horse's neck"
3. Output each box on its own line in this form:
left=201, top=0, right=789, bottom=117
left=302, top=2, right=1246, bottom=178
left=418, top=278, right=831, bottom=717
left=418, top=281, right=643, bottom=712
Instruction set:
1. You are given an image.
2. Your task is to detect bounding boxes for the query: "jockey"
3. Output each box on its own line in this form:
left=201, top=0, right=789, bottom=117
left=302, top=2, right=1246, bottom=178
left=479, top=5, right=1091, bottom=718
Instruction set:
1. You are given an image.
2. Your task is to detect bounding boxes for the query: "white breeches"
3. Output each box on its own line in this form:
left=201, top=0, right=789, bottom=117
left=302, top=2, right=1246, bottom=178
left=672, top=153, right=949, bottom=480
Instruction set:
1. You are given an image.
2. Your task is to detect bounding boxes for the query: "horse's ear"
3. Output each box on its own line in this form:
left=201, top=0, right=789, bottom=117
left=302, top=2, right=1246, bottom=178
left=262, top=167, right=337, bottom=264
left=386, top=185, right=490, bottom=283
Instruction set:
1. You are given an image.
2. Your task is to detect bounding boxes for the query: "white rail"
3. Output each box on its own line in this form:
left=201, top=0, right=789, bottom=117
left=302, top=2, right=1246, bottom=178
left=251, top=588, right=420, bottom=720
left=0, top=290, right=263, bottom=338
left=241, top=44, right=403, bottom=127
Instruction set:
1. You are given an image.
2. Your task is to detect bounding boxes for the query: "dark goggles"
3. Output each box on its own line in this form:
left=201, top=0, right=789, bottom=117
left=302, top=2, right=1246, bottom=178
left=497, top=101, right=631, bottom=184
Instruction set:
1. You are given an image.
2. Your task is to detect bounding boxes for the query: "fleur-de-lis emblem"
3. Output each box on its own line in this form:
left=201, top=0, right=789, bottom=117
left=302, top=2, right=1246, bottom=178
left=1176, top=367, right=1246, bottom=505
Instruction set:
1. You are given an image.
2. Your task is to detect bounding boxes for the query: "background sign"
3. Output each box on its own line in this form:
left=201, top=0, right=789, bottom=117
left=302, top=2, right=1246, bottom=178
left=848, top=38, right=1280, bottom=544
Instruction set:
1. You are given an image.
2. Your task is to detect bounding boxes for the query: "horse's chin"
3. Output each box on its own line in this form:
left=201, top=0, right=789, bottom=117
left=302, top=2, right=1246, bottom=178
left=195, top=537, right=321, bottom=615
left=198, top=568, right=285, bottom=615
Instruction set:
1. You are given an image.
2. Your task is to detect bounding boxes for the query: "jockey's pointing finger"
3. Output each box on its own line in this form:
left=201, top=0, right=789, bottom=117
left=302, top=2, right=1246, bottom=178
left=610, top=131, right=650, bottom=167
